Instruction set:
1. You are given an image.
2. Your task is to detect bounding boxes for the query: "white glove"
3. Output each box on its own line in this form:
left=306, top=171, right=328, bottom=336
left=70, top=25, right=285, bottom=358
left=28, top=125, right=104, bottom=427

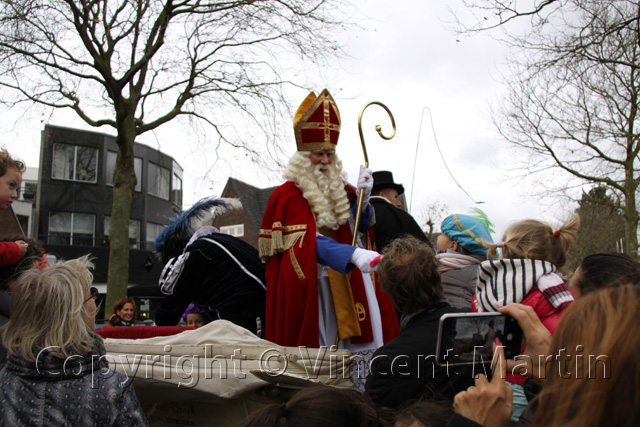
left=349, top=248, right=383, bottom=273
left=357, top=166, right=373, bottom=210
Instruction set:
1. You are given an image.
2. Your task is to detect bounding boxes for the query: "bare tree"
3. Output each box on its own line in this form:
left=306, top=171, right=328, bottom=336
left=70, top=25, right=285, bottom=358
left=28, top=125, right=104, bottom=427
left=416, top=200, right=449, bottom=243
left=0, top=0, right=355, bottom=308
left=452, top=0, right=561, bottom=33
left=455, top=1, right=640, bottom=256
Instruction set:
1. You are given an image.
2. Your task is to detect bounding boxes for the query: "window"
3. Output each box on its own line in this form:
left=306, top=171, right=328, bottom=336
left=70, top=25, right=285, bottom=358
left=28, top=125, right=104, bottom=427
left=171, top=173, right=182, bottom=207
left=52, top=143, right=98, bottom=183
left=146, top=222, right=166, bottom=251
left=18, top=182, right=37, bottom=201
left=220, top=224, right=244, bottom=237
left=48, top=212, right=95, bottom=246
left=106, top=151, right=142, bottom=191
left=147, top=162, right=170, bottom=200
left=104, top=217, right=141, bottom=249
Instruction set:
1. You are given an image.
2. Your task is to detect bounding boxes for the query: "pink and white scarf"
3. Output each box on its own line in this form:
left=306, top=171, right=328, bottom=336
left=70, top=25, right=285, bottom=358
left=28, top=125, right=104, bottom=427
left=436, top=251, right=481, bottom=273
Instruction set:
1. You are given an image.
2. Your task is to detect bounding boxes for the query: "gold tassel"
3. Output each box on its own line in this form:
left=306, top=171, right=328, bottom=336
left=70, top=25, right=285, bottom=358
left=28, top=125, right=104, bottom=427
left=259, top=228, right=306, bottom=260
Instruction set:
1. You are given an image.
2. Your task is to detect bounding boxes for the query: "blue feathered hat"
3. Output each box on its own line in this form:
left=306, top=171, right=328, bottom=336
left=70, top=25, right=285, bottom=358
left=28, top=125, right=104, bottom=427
left=154, top=196, right=242, bottom=264
left=440, top=213, right=493, bottom=255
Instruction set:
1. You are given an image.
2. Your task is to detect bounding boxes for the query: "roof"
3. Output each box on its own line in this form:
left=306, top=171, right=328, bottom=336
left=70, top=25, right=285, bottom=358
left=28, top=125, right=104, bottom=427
left=224, top=178, right=277, bottom=230
left=0, top=206, right=24, bottom=236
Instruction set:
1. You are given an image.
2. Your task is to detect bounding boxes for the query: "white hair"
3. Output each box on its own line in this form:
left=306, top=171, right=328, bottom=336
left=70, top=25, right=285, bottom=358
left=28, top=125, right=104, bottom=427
left=2, top=255, right=96, bottom=362
left=284, top=152, right=351, bottom=230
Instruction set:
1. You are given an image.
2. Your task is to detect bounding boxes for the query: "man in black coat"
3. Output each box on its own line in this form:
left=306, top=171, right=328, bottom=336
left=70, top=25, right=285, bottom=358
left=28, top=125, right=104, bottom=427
left=154, top=197, right=266, bottom=336
left=365, top=236, right=475, bottom=408
left=370, top=171, right=431, bottom=251
left=155, top=227, right=266, bottom=335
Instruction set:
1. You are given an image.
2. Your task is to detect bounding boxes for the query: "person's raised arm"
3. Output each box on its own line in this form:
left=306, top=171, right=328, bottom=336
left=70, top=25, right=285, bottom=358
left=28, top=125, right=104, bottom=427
left=498, top=303, right=552, bottom=384
left=451, top=341, right=513, bottom=427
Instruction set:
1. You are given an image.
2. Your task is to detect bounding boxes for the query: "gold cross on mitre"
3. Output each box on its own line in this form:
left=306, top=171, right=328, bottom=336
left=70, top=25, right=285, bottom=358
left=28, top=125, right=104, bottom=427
left=293, top=89, right=341, bottom=152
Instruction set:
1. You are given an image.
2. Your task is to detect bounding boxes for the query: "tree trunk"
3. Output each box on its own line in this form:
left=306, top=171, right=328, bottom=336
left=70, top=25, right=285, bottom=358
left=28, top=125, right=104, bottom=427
left=105, top=118, right=137, bottom=312
left=623, top=175, right=639, bottom=257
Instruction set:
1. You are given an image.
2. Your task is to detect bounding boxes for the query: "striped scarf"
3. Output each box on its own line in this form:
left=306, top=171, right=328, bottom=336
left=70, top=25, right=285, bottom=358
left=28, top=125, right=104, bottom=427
left=475, top=259, right=574, bottom=312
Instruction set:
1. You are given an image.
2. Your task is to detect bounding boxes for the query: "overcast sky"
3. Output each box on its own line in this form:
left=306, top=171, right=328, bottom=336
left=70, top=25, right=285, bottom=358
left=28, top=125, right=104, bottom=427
left=0, top=0, right=575, bottom=241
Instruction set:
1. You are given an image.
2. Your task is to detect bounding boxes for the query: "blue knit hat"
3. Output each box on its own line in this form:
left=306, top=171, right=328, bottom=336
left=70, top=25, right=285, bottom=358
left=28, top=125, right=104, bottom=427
left=440, top=214, right=493, bottom=255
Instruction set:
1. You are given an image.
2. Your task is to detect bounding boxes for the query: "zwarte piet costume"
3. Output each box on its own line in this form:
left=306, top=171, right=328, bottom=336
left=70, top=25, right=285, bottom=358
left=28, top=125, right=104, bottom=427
left=154, top=198, right=266, bottom=336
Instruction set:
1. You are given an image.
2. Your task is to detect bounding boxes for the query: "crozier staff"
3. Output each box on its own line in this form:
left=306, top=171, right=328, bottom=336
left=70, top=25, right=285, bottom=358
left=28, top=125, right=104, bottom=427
left=259, top=90, right=399, bottom=382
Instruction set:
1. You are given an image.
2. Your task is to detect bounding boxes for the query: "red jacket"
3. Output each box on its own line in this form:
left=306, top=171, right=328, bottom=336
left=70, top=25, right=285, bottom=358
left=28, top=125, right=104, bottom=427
left=0, top=242, right=21, bottom=267
left=472, top=290, right=570, bottom=384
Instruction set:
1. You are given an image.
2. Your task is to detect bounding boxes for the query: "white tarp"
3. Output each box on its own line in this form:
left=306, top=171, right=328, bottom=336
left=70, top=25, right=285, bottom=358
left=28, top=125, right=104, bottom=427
left=104, top=320, right=355, bottom=402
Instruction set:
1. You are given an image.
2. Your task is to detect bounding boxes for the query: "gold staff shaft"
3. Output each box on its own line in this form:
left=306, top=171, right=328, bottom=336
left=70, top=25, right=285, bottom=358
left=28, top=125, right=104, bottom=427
left=336, top=101, right=396, bottom=348
left=351, top=101, right=396, bottom=246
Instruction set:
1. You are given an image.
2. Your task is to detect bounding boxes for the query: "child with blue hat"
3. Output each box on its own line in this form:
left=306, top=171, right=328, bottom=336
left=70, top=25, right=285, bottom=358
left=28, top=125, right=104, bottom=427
left=436, top=213, right=493, bottom=309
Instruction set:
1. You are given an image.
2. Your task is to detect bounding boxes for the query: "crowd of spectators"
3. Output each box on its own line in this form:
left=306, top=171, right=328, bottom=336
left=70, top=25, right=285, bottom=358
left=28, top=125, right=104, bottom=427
left=2, top=136, right=639, bottom=427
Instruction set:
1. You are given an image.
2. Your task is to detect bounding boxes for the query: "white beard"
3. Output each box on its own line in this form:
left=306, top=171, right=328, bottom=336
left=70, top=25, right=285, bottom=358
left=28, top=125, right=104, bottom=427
left=284, top=152, right=351, bottom=230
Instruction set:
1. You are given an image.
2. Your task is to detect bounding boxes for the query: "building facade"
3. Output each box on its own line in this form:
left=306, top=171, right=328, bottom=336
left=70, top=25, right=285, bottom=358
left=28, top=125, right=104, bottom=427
left=34, top=124, right=183, bottom=318
left=11, top=167, right=38, bottom=236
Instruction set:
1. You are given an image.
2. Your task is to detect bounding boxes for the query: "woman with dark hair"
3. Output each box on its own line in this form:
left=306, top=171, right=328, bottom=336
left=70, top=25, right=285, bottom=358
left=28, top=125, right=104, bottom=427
left=0, top=256, right=148, bottom=425
left=243, top=385, right=388, bottom=427
left=569, top=252, right=640, bottom=298
left=102, top=297, right=137, bottom=328
left=365, top=237, right=474, bottom=408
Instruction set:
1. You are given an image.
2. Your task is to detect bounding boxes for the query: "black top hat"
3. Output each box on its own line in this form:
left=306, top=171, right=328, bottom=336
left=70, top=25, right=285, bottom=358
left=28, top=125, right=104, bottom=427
left=372, top=171, right=405, bottom=195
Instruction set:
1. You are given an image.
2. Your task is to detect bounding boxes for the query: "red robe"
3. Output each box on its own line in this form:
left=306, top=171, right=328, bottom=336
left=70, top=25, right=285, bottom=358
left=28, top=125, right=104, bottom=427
left=259, top=181, right=399, bottom=348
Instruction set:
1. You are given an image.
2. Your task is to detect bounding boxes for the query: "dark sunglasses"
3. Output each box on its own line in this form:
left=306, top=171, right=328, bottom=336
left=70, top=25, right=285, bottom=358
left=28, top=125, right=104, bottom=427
left=85, top=287, right=99, bottom=303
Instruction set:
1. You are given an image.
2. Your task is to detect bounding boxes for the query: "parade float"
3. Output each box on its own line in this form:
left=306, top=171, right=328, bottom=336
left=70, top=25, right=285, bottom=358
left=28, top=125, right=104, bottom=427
left=99, top=321, right=354, bottom=426
left=96, top=96, right=398, bottom=426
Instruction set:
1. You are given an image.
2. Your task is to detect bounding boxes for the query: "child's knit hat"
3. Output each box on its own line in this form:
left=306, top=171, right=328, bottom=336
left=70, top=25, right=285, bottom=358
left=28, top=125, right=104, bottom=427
left=441, top=214, right=493, bottom=255
left=182, top=303, right=215, bottom=323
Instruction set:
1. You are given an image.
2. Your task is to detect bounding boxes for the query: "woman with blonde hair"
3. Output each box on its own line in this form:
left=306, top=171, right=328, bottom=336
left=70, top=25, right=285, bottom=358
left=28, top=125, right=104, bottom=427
left=0, top=256, right=148, bottom=426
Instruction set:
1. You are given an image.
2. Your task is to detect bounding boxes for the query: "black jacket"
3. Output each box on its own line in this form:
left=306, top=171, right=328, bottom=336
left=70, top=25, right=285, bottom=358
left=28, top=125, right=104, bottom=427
left=155, top=232, right=266, bottom=336
left=0, top=291, right=9, bottom=368
left=370, top=197, right=431, bottom=251
left=365, top=302, right=476, bottom=408
left=0, top=334, right=148, bottom=426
